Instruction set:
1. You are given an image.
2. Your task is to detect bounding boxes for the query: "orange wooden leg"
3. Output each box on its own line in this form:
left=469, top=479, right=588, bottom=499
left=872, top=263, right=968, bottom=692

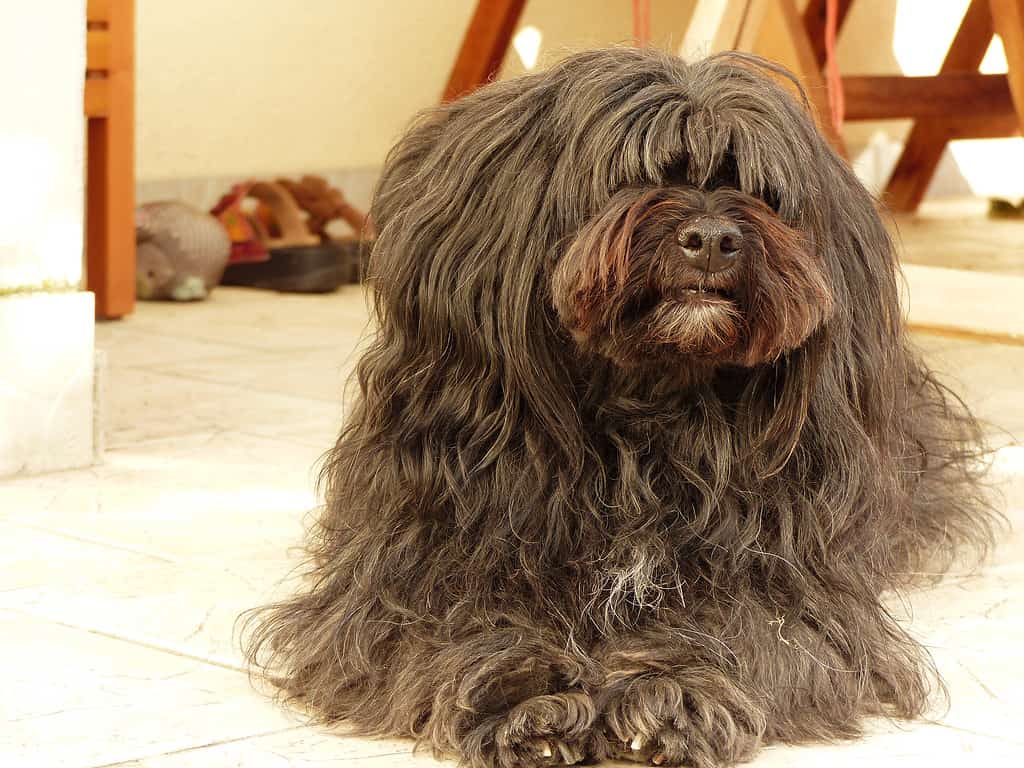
left=442, top=0, right=526, bottom=103
left=86, top=0, right=135, bottom=319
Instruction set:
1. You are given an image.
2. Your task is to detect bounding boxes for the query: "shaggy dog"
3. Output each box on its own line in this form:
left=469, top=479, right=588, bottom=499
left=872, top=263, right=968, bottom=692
left=244, top=49, right=996, bottom=767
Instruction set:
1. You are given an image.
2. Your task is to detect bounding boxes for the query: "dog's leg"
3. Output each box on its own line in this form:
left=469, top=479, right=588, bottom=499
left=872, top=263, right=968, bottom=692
left=595, top=638, right=766, bottom=768
left=408, top=629, right=600, bottom=768
left=594, top=601, right=928, bottom=768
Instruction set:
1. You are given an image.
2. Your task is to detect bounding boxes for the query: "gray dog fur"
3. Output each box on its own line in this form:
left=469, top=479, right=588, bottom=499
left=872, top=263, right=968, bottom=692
left=242, top=49, right=998, bottom=768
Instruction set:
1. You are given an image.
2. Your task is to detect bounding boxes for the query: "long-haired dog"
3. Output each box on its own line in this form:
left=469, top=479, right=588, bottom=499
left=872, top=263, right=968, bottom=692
left=244, top=48, right=996, bottom=767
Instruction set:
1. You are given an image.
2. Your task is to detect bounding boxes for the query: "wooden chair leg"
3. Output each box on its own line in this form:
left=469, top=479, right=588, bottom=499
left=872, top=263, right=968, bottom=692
left=442, top=0, right=526, bottom=103
left=884, top=0, right=994, bottom=212
left=86, top=0, right=135, bottom=319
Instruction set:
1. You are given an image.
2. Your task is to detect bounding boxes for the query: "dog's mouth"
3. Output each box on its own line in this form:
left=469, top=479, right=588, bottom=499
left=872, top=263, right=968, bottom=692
left=613, top=282, right=744, bottom=358
left=629, top=284, right=737, bottom=318
left=663, top=285, right=735, bottom=303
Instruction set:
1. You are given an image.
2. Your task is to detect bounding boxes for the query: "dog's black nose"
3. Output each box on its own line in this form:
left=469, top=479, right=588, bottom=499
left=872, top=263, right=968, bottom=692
left=678, top=219, right=743, bottom=274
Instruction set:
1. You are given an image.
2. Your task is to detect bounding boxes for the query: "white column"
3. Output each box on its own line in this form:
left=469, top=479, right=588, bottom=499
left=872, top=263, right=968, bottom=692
left=0, top=0, right=98, bottom=477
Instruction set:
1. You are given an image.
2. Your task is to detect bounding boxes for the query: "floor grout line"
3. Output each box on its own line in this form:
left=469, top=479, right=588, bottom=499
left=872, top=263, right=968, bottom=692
left=235, top=429, right=336, bottom=452
left=107, top=363, right=348, bottom=406
left=86, top=725, right=310, bottom=768
left=11, top=521, right=181, bottom=564
left=8, top=608, right=249, bottom=674
left=100, top=325, right=356, bottom=356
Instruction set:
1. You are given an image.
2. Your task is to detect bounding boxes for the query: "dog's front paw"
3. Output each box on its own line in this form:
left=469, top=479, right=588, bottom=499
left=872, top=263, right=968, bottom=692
left=601, top=677, right=764, bottom=767
left=492, top=691, right=597, bottom=767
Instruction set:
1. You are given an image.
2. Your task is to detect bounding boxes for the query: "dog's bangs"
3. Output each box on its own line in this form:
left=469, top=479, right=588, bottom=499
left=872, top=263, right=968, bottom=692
left=608, top=87, right=803, bottom=221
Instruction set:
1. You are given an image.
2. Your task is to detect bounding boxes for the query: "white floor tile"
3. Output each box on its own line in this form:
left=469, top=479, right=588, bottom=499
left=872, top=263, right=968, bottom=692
left=0, top=613, right=302, bottom=768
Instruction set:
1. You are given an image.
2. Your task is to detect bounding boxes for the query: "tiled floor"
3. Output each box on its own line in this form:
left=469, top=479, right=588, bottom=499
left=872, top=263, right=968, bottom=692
left=894, top=198, right=1024, bottom=275
left=2, top=286, right=1023, bottom=767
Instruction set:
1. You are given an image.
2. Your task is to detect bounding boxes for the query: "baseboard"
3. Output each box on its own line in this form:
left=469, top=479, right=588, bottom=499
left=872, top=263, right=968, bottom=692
left=136, top=166, right=380, bottom=220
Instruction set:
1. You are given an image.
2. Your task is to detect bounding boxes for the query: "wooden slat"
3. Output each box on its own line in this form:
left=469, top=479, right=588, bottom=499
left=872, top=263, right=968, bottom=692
left=87, top=0, right=110, bottom=24
left=442, top=0, right=526, bottom=103
left=86, top=28, right=110, bottom=72
left=84, top=77, right=109, bottom=117
left=843, top=73, right=1014, bottom=120
left=990, top=0, right=1024, bottom=125
left=86, top=0, right=135, bottom=319
left=682, top=0, right=768, bottom=55
left=777, top=0, right=847, bottom=156
left=733, top=0, right=770, bottom=51
left=802, top=0, right=853, bottom=69
left=884, top=0, right=994, bottom=211
left=945, top=112, right=1021, bottom=138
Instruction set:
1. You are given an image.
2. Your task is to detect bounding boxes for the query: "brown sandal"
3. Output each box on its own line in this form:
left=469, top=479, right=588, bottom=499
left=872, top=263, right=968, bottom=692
left=214, top=180, right=347, bottom=293
left=277, top=175, right=373, bottom=284
left=277, top=175, right=373, bottom=241
left=245, top=181, right=321, bottom=249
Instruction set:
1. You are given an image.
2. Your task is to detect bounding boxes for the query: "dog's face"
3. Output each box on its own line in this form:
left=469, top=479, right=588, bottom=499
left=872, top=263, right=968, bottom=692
left=551, top=180, right=834, bottom=371
left=370, top=50, right=893, bottom=395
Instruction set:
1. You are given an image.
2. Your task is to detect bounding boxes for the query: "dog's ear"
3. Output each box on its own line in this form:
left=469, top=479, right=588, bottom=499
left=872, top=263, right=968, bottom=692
left=358, top=77, right=591, bottom=471
left=741, top=140, right=905, bottom=476
left=737, top=335, right=826, bottom=479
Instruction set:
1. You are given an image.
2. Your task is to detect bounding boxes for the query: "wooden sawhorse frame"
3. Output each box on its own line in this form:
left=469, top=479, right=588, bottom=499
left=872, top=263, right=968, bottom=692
left=442, top=0, right=1024, bottom=211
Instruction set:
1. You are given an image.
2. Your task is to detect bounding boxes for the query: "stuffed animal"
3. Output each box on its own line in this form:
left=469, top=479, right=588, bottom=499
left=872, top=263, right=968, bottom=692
left=135, top=202, right=231, bottom=301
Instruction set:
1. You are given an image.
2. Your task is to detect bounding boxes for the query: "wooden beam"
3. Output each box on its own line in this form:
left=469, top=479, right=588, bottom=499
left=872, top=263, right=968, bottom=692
left=733, top=0, right=770, bottom=51
left=778, top=0, right=847, bottom=155
left=682, top=0, right=769, bottom=56
left=945, top=112, right=1021, bottom=138
left=442, top=0, right=526, bottom=103
left=990, top=0, right=1024, bottom=125
left=86, top=0, right=135, bottom=319
left=802, top=0, right=853, bottom=69
left=842, top=73, right=1014, bottom=120
left=884, top=0, right=994, bottom=211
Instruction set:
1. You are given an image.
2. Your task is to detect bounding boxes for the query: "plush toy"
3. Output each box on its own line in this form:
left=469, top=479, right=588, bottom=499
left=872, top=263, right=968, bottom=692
left=135, top=202, right=231, bottom=301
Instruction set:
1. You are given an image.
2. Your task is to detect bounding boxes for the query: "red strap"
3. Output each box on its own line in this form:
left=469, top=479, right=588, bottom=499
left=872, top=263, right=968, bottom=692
left=633, top=0, right=650, bottom=47
left=824, top=0, right=845, bottom=132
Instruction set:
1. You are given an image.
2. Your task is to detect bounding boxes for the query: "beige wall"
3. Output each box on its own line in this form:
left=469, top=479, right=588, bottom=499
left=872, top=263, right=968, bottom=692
left=136, top=0, right=694, bottom=181
left=138, top=0, right=1009, bottom=199
left=138, top=0, right=472, bottom=180
left=0, top=0, right=85, bottom=290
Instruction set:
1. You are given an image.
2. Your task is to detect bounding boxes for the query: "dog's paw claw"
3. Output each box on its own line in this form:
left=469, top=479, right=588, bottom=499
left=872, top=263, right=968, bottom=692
left=528, top=738, right=584, bottom=765
left=651, top=752, right=667, bottom=766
